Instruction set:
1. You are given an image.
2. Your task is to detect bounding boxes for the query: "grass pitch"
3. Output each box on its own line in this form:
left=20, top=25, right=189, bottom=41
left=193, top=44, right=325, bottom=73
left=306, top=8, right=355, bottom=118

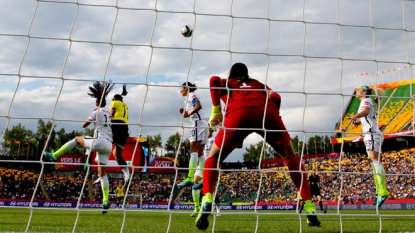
left=1, top=208, right=415, bottom=233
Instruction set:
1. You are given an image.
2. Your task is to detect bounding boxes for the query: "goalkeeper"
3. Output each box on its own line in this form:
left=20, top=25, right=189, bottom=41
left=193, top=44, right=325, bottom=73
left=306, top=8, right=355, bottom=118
left=196, top=63, right=321, bottom=230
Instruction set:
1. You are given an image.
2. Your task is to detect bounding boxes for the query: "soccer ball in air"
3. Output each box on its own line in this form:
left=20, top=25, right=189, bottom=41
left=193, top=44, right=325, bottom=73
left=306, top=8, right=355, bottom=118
left=181, top=25, right=193, bottom=37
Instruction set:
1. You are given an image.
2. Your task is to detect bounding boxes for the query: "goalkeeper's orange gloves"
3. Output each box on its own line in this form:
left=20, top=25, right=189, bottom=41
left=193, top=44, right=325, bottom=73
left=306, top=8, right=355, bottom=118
left=208, top=105, right=222, bottom=130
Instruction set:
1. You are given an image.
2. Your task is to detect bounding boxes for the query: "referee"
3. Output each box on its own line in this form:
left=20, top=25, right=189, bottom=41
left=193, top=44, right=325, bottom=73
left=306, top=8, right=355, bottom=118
left=116, top=182, right=125, bottom=208
left=308, top=172, right=327, bottom=214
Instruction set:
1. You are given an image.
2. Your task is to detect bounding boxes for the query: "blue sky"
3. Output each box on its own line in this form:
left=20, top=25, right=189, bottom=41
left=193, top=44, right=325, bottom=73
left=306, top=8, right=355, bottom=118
left=0, top=0, right=414, bottom=162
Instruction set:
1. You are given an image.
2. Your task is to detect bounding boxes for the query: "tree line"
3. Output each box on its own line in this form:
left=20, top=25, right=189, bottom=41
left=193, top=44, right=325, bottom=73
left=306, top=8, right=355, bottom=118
left=243, top=135, right=334, bottom=163
left=1, top=120, right=92, bottom=158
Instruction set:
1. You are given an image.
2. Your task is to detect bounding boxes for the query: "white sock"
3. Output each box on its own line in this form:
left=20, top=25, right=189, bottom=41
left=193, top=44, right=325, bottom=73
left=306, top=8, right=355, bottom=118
left=192, top=188, right=200, bottom=207
left=100, top=175, right=109, bottom=202
left=188, top=152, right=198, bottom=178
left=198, top=156, right=206, bottom=170
left=122, top=168, right=130, bottom=177
left=93, top=177, right=102, bottom=184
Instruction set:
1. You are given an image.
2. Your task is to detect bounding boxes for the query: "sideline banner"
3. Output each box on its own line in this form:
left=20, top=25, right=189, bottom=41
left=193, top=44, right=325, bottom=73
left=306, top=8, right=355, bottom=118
left=2, top=201, right=415, bottom=210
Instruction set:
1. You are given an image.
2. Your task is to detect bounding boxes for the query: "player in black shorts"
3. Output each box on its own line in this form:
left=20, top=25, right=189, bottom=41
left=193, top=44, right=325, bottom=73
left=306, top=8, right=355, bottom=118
left=110, top=84, right=130, bottom=185
left=308, top=172, right=327, bottom=214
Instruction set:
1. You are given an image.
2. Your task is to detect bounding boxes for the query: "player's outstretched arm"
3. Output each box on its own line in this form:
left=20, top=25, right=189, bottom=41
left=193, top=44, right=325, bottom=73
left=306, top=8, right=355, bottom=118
left=82, top=116, right=93, bottom=128
left=209, top=76, right=224, bottom=127
left=210, top=76, right=223, bottom=106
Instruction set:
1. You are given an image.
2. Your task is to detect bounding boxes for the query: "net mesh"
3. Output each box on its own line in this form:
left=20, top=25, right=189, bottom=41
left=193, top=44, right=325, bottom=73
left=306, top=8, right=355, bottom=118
left=0, top=0, right=415, bottom=232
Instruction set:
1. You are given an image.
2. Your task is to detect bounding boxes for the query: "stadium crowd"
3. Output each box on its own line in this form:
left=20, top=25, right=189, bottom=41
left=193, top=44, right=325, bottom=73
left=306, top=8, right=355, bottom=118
left=1, top=148, right=415, bottom=204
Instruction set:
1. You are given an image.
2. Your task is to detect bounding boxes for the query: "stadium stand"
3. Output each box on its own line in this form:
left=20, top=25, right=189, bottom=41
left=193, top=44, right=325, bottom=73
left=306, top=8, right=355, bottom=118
left=333, top=79, right=415, bottom=144
left=1, top=148, right=415, bottom=204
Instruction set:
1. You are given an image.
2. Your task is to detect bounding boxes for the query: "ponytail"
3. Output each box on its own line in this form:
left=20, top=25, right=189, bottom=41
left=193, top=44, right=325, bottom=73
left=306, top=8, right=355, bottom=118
left=371, top=87, right=384, bottom=104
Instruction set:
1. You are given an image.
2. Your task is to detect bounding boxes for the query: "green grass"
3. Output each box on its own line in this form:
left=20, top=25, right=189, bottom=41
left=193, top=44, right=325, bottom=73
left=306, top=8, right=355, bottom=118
left=1, top=208, right=415, bottom=233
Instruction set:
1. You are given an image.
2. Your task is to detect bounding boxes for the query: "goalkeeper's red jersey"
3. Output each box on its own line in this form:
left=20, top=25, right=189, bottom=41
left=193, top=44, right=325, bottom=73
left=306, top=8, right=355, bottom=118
left=209, top=76, right=277, bottom=114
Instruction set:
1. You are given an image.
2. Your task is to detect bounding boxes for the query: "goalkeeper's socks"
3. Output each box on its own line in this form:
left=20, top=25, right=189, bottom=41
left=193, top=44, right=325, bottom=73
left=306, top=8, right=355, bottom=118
left=53, top=139, right=77, bottom=159
left=100, top=175, right=109, bottom=203
left=286, top=155, right=311, bottom=200
left=188, top=152, right=198, bottom=178
left=203, top=157, right=219, bottom=195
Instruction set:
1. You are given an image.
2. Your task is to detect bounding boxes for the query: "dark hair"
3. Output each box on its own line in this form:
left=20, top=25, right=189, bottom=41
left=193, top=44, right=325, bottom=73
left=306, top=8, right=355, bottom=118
left=113, top=94, right=123, bottom=101
left=362, top=86, right=372, bottom=95
left=361, top=85, right=384, bottom=104
left=182, top=82, right=197, bottom=92
left=113, top=84, right=128, bottom=102
left=87, top=80, right=115, bottom=107
left=229, top=63, right=249, bottom=81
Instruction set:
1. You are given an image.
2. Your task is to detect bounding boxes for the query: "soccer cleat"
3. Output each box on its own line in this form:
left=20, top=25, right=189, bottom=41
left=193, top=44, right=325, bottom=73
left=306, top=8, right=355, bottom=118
left=321, top=210, right=327, bottom=214
left=193, top=181, right=203, bottom=190
left=177, top=178, right=194, bottom=188
left=102, top=200, right=110, bottom=214
left=304, top=200, right=321, bottom=227
left=191, top=206, right=200, bottom=217
left=44, top=151, right=56, bottom=161
left=195, top=193, right=213, bottom=230
left=373, top=194, right=378, bottom=205
left=377, top=192, right=390, bottom=207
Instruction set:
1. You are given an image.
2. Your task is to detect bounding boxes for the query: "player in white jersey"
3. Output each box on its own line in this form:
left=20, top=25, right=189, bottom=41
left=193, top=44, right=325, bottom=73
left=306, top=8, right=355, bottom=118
left=190, top=128, right=222, bottom=217
left=178, top=82, right=209, bottom=188
left=44, top=81, right=115, bottom=214
left=351, top=85, right=389, bottom=207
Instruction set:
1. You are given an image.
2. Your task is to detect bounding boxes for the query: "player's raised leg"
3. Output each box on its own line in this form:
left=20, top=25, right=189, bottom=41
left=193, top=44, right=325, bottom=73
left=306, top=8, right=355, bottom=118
left=267, top=137, right=320, bottom=227
left=44, top=138, right=79, bottom=161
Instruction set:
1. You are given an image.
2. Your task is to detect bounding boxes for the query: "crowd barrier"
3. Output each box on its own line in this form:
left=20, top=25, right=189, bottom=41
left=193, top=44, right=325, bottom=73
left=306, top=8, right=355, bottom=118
left=2, top=200, right=415, bottom=210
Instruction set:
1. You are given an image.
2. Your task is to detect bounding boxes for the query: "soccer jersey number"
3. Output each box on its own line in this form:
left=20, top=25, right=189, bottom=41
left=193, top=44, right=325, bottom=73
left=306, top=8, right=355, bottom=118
left=103, top=115, right=110, bottom=127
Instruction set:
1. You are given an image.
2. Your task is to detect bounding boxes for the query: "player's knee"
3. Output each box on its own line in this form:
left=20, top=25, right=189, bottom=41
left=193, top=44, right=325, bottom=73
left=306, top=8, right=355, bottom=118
left=74, top=137, right=82, bottom=145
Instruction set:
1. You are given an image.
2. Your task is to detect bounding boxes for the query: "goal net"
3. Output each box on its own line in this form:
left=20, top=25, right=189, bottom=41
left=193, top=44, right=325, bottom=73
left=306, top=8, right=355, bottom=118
left=0, top=0, right=415, bottom=232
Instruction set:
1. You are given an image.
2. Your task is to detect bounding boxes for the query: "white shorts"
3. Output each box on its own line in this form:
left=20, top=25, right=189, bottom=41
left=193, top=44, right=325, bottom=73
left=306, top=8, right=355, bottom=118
left=194, top=165, right=202, bottom=178
left=364, top=133, right=383, bottom=153
left=84, top=136, right=112, bottom=165
left=190, top=119, right=209, bottom=144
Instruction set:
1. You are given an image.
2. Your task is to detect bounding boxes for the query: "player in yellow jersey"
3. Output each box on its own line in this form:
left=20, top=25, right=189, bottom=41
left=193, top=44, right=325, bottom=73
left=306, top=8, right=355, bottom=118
left=116, top=182, right=125, bottom=208
left=110, top=84, right=130, bottom=186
